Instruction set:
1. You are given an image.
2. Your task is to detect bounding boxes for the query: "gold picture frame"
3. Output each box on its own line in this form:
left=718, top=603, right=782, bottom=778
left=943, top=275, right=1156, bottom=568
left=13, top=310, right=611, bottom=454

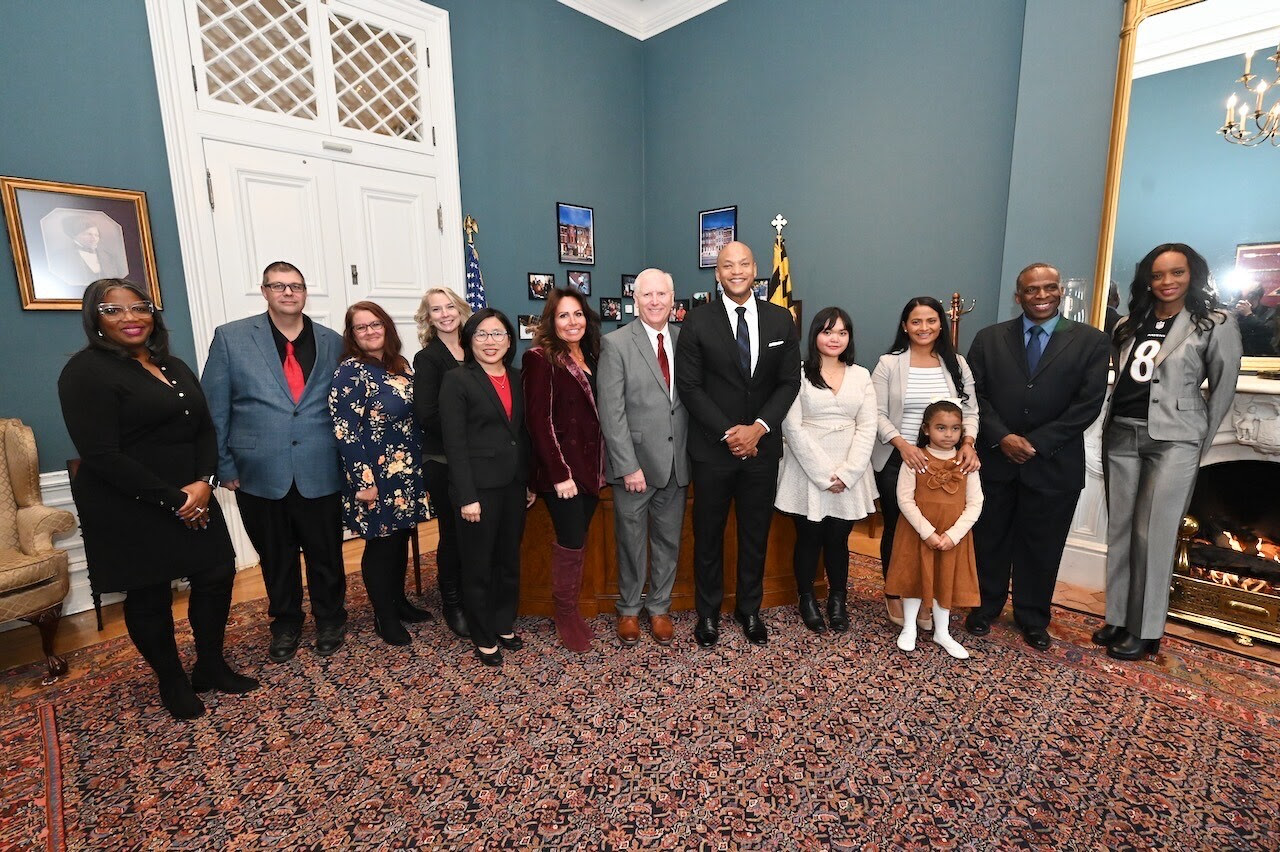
left=1, top=175, right=163, bottom=311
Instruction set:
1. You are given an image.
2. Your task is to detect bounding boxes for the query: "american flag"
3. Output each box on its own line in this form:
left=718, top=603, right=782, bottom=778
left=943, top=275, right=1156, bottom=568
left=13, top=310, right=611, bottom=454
left=464, top=241, right=487, bottom=312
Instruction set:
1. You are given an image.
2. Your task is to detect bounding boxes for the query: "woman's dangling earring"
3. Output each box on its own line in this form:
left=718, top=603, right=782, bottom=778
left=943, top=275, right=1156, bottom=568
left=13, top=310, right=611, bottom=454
left=96, top=329, right=104, bottom=337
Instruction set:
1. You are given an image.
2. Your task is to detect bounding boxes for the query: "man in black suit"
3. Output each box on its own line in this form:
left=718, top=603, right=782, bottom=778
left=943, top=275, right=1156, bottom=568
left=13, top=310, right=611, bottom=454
left=964, top=263, right=1110, bottom=649
left=675, top=241, right=800, bottom=647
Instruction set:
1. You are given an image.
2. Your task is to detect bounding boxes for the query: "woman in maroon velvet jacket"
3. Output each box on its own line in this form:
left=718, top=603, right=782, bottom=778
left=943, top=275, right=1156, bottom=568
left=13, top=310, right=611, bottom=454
left=522, top=286, right=606, bottom=652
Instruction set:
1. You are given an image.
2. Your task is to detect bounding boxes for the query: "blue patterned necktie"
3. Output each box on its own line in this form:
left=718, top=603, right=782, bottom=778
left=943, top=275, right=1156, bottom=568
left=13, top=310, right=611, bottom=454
left=735, top=306, right=751, bottom=374
left=1026, top=324, right=1045, bottom=374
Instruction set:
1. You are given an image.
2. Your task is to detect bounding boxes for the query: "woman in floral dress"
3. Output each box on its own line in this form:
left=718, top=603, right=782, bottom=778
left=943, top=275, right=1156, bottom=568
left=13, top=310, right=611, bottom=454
left=330, top=301, right=430, bottom=646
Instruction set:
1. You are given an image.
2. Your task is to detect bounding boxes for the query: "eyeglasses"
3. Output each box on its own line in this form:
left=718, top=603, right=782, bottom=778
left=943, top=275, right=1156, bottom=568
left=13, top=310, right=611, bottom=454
left=352, top=321, right=384, bottom=334
left=264, top=282, right=307, bottom=293
left=473, top=330, right=509, bottom=342
left=97, top=301, right=154, bottom=317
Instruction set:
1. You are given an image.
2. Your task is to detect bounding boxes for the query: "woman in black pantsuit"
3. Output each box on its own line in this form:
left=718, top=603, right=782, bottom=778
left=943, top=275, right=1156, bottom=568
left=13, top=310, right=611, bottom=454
left=58, top=279, right=258, bottom=720
left=412, top=286, right=471, bottom=637
left=439, top=309, right=532, bottom=667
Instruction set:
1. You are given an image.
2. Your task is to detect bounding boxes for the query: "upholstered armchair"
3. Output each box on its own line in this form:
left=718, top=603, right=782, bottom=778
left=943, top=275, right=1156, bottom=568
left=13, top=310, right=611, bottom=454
left=0, top=418, right=76, bottom=683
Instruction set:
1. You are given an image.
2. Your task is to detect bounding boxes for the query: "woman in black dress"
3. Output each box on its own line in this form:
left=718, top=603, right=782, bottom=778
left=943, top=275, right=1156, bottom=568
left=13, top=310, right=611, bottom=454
left=58, top=279, right=258, bottom=720
left=412, top=286, right=471, bottom=638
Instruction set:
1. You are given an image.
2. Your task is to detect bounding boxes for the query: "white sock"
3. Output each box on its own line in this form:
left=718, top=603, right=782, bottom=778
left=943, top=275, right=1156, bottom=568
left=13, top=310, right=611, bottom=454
left=931, top=603, right=969, bottom=659
left=898, top=598, right=922, bottom=651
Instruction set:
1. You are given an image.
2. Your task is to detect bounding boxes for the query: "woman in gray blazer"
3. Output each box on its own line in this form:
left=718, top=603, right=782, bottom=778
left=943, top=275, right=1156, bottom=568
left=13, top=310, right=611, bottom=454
left=1095, top=243, right=1241, bottom=660
left=870, top=297, right=979, bottom=629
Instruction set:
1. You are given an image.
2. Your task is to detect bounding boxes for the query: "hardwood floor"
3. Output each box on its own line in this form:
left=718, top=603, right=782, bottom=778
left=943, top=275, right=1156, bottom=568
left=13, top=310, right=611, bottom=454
left=5, top=518, right=1277, bottom=673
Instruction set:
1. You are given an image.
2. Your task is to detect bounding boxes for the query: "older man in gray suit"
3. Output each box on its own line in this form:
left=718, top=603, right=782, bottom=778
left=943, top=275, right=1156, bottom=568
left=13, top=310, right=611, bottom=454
left=202, top=261, right=347, bottom=663
left=598, top=268, right=690, bottom=646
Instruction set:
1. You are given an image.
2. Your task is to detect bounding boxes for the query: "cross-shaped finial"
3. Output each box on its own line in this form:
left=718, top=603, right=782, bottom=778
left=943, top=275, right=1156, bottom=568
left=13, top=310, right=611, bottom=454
left=771, top=214, right=788, bottom=234
left=463, top=214, right=478, bottom=244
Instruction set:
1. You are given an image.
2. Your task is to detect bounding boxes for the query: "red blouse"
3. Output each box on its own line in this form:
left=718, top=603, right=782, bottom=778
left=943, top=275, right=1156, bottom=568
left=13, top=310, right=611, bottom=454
left=487, top=371, right=513, bottom=419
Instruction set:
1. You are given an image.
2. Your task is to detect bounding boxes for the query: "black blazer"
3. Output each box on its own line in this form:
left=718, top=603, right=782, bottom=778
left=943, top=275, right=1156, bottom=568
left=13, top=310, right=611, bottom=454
left=438, top=361, right=529, bottom=505
left=412, top=336, right=462, bottom=456
left=675, top=298, right=801, bottom=463
left=966, top=316, right=1110, bottom=491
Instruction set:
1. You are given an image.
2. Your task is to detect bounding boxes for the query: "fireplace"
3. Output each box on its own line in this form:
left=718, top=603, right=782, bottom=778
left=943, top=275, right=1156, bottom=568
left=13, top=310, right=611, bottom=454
left=1172, top=460, right=1280, bottom=646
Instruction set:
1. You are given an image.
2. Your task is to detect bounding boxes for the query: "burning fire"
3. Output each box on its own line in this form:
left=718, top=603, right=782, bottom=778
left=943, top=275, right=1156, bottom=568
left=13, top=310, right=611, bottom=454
left=1185, top=566, right=1274, bottom=594
left=1220, top=531, right=1280, bottom=564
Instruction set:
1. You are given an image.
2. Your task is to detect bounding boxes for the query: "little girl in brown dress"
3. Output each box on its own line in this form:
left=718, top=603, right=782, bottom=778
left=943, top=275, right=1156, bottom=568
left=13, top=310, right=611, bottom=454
left=885, top=401, right=984, bottom=658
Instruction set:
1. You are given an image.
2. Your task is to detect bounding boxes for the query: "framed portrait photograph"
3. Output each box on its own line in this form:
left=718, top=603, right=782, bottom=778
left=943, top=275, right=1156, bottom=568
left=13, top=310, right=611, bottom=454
left=517, top=314, right=539, bottom=341
left=529, top=272, right=555, bottom=300
left=621, top=274, right=636, bottom=298
left=1, top=175, right=163, bottom=310
left=557, top=202, right=595, bottom=265
left=599, top=297, right=621, bottom=321
left=567, top=269, right=591, bottom=295
left=698, top=205, right=737, bottom=269
left=670, top=299, right=690, bottom=324
left=691, top=291, right=711, bottom=307
left=753, top=278, right=770, bottom=301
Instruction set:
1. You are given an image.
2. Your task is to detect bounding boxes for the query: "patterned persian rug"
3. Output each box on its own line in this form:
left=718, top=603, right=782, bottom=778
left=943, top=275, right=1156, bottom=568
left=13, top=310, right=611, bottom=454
left=2, top=554, right=1279, bottom=849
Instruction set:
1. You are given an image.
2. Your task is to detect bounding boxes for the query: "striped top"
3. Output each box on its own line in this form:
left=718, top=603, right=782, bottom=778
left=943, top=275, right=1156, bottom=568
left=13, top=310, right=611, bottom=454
left=900, top=366, right=952, bottom=446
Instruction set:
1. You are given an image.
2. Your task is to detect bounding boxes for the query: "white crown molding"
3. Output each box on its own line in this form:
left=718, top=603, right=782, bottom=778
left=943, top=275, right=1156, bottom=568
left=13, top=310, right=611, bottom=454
left=1135, top=0, right=1280, bottom=78
left=556, top=0, right=728, bottom=41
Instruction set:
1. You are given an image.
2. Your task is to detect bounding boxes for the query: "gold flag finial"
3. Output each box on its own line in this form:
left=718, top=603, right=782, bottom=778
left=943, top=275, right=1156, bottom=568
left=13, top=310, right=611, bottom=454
left=463, top=215, right=478, bottom=244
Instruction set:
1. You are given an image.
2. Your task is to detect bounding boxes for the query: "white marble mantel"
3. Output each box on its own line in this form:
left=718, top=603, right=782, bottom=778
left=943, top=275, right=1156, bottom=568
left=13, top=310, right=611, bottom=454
left=1060, top=375, right=1280, bottom=590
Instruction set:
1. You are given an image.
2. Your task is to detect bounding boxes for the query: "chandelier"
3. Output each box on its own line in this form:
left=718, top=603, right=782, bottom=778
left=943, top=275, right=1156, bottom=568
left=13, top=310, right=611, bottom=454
left=1220, top=47, right=1280, bottom=147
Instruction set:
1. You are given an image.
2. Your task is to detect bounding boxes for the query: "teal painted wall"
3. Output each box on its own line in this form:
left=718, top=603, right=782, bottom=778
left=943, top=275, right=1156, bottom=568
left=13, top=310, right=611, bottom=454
left=0, top=1, right=195, bottom=472
left=642, top=0, right=1026, bottom=361
left=1113, top=54, right=1280, bottom=300
left=1, top=0, right=1123, bottom=471
left=996, top=0, right=1122, bottom=318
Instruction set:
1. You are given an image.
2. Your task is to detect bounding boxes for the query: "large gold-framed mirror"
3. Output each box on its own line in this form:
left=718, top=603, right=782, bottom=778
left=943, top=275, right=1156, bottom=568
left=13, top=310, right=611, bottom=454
left=1093, top=0, right=1280, bottom=373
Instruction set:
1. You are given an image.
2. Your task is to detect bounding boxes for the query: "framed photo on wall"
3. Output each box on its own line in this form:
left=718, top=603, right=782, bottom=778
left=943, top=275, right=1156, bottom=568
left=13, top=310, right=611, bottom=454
left=1, top=175, right=163, bottom=310
left=517, top=314, right=539, bottom=340
left=529, top=272, right=555, bottom=300
left=557, top=202, right=595, bottom=265
left=567, top=270, right=591, bottom=295
left=599, top=297, right=621, bottom=321
left=698, top=205, right=737, bottom=268
left=621, top=274, right=636, bottom=298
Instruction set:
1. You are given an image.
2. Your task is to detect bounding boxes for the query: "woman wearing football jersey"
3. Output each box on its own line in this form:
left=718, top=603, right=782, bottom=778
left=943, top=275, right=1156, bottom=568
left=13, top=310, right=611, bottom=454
left=1095, top=243, right=1241, bottom=660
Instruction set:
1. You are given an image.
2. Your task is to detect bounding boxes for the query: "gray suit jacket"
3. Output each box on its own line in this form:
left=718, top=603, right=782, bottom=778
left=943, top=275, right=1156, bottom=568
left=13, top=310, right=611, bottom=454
left=201, top=312, right=344, bottom=499
left=869, top=350, right=979, bottom=471
left=597, top=320, right=690, bottom=489
left=1107, top=311, right=1241, bottom=454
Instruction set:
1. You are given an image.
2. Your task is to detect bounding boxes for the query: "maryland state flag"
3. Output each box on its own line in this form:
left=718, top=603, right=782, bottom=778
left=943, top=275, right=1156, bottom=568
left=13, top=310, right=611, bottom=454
left=768, top=233, right=801, bottom=328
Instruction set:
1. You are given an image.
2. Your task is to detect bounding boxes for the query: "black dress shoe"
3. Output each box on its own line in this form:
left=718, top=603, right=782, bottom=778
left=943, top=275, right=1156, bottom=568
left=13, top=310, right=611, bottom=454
left=1020, top=626, right=1051, bottom=650
left=1107, top=632, right=1160, bottom=661
left=373, top=613, right=411, bottom=646
left=315, top=622, right=346, bottom=657
left=268, top=628, right=302, bottom=663
left=497, top=634, right=524, bottom=651
left=734, top=611, right=768, bottom=646
left=474, top=646, right=503, bottom=667
left=797, top=593, right=826, bottom=633
left=397, top=599, right=435, bottom=623
left=442, top=605, right=470, bottom=638
left=693, top=616, right=720, bottom=648
left=1091, top=624, right=1125, bottom=647
left=963, top=614, right=991, bottom=636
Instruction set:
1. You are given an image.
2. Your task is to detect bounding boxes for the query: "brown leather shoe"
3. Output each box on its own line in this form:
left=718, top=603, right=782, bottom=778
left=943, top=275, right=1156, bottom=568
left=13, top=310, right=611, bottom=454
left=616, top=615, right=641, bottom=645
left=649, top=614, right=674, bottom=646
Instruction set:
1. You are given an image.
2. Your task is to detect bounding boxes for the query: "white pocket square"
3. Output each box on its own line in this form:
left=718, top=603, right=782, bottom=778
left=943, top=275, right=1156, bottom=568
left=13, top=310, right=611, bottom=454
left=767, top=340, right=785, bottom=348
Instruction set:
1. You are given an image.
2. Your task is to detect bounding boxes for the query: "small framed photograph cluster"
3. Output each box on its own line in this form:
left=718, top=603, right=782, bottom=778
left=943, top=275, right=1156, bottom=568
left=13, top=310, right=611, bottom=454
left=1, top=175, right=163, bottom=310
left=698, top=205, right=737, bottom=269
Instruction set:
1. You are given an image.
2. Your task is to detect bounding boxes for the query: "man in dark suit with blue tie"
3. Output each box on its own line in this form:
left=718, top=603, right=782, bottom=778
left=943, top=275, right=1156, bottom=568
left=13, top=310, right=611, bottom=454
left=964, top=263, right=1110, bottom=649
left=676, top=242, right=800, bottom=647
left=202, top=261, right=347, bottom=663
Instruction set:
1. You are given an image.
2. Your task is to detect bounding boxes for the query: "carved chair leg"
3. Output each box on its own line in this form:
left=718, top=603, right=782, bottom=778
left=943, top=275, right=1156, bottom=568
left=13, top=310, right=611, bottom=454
left=93, top=588, right=104, bottom=631
left=21, top=604, right=68, bottom=685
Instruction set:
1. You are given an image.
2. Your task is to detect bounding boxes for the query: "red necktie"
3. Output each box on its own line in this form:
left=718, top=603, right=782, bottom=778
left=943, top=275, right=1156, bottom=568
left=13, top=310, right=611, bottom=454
left=657, top=332, right=670, bottom=390
left=284, top=341, right=305, bottom=404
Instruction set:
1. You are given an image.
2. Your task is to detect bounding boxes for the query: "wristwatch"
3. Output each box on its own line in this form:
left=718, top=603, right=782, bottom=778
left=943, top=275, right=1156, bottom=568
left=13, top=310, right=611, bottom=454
left=200, top=474, right=219, bottom=488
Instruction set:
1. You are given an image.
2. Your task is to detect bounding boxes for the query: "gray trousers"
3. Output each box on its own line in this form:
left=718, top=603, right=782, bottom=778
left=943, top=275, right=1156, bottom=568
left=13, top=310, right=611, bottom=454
left=613, top=470, right=687, bottom=617
left=1104, top=417, right=1201, bottom=639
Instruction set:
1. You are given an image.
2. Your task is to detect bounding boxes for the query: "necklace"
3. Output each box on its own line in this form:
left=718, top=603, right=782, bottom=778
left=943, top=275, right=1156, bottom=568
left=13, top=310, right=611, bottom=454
left=489, top=371, right=509, bottom=389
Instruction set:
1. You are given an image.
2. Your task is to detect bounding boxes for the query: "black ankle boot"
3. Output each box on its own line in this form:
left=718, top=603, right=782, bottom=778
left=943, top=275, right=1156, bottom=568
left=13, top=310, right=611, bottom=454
left=1107, top=632, right=1161, bottom=661
left=826, top=594, right=849, bottom=633
left=438, top=564, right=470, bottom=637
left=797, top=593, right=826, bottom=633
left=397, top=599, right=435, bottom=623
left=191, top=659, right=261, bottom=694
left=1092, top=624, right=1125, bottom=646
left=158, top=675, right=206, bottom=720
left=374, top=612, right=411, bottom=646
